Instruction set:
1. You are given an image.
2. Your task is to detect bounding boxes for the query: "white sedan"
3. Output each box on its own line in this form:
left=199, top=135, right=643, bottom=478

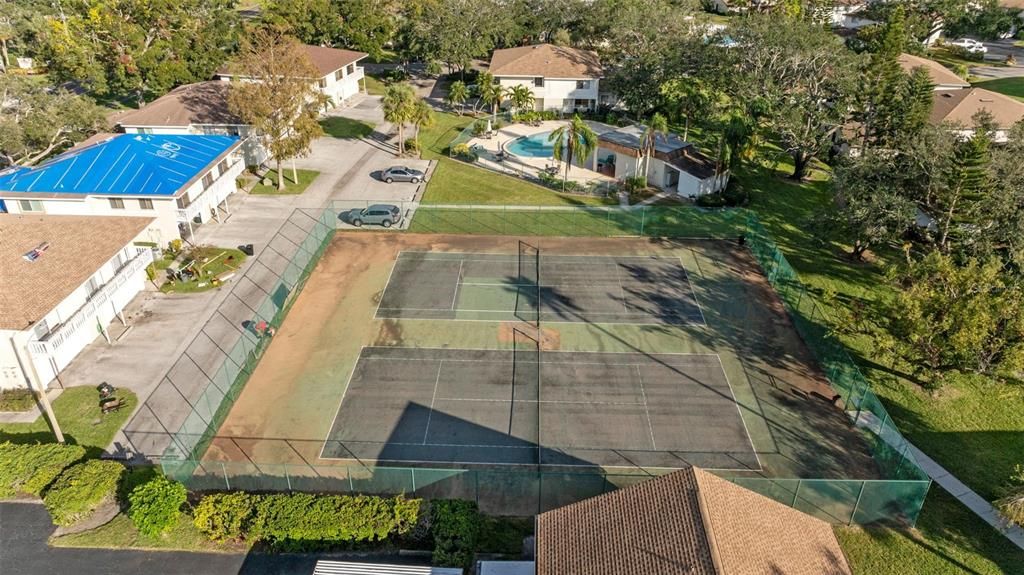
left=948, top=38, right=988, bottom=54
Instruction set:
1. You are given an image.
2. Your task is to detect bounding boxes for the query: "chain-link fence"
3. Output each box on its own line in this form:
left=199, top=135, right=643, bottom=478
left=135, top=204, right=930, bottom=526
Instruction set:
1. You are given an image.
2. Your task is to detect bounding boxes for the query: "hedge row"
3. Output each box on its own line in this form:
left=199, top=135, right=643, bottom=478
left=193, top=492, right=421, bottom=550
left=430, top=499, right=482, bottom=569
left=0, top=442, right=86, bottom=498
left=43, top=459, right=124, bottom=526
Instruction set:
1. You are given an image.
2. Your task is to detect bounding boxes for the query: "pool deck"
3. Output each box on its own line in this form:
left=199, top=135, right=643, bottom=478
left=466, top=120, right=617, bottom=187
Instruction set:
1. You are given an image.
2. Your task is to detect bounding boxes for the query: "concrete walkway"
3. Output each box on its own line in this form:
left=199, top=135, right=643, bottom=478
left=908, top=445, right=1024, bottom=550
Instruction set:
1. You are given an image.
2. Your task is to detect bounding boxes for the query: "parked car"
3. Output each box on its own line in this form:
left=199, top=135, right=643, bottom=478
left=381, top=166, right=425, bottom=184
left=948, top=38, right=987, bottom=54
left=343, top=204, right=403, bottom=228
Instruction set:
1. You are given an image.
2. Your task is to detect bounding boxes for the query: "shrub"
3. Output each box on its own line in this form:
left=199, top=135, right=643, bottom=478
left=0, top=389, right=36, bottom=411
left=44, top=460, right=124, bottom=526
left=430, top=499, right=481, bottom=569
left=696, top=182, right=749, bottom=208
left=193, top=491, right=421, bottom=550
left=0, top=442, right=86, bottom=498
left=127, top=475, right=188, bottom=536
left=472, top=119, right=488, bottom=136
left=404, top=138, right=419, bottom=152
left=193, top=492, right=256, bottom=542
left=451, top=143, right=477, bottom=161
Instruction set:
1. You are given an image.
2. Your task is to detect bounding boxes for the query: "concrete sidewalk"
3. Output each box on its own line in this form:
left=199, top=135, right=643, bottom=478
left=908, top=445, right=1024, bottom=550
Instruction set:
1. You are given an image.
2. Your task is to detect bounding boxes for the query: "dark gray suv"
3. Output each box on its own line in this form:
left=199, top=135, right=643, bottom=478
left=344, top=204, right=403, bottom=228
left=381, top=166, right=425, bottom=184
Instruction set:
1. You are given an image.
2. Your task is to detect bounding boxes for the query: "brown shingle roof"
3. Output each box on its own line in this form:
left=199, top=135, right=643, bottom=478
left=0, top=214, right=154, bottom=330
left=930, top=87, right=1024, bottom=128
left=489, top=44, right=602, bottom=79
left=536, top=467, right=853, bottom=575
left=217, top=45, right=368, bottom=78
left=114, top=82, right=238, bottom=128
left=897, top=54, right=970, bottom=88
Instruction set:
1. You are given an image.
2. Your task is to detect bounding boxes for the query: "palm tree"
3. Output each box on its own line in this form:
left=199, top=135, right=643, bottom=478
left=548, top=114, right=598, bottom=192
left=508, top=85, right=534, bottom=116
left=383, top=83, right=415, bottom=156
left=411, top=99, right=434, bottom=153
left=477, top=72, right=506, bottom=119
left=639, top=113, right=669, bottom=185
left=447, top=80, right=469, bottom=116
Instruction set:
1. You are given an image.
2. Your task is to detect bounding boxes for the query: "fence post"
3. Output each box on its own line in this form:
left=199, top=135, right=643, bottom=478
left=411, top=468, right=417, bottom=492
left=640, top=207, right=647, bottom=236
left=791, top=479, right=802, bottom=507
left=284, top=465, right=292, bottom=492
left=849, top=481, right=867, bottom=525
left=221, top=463, right=230, bottom=490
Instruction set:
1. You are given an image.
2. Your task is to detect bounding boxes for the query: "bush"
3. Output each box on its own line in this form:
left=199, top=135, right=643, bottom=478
left=946, top=44, right=984, bottom=62
left=430, top=499, right=481, bottom=569
left=696, top=181, right=749, bottom=208
left=44, top=460, right=124, bottom=526
left=0, top=442, right=86, bottom=499
left=451, top=143, right=477, bottom=161
left=472, top=119, right=488, bottom=136
left=404, top=138, right=419, bottom=153
left=193, top=491, right=421, bottom=550
left=127, top=475, right=188, bottom=536
left=0, top=389, right=36, bottom=411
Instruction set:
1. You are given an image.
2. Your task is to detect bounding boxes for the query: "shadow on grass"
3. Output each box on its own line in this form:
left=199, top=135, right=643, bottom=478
left=319, top=117, right=374, bottom=139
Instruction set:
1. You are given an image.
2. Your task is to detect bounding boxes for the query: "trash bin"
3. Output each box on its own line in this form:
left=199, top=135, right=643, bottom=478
left=240, top=244, right=254, bottom=256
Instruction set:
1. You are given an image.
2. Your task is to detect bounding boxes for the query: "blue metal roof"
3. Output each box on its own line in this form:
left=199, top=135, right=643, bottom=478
left=0, top=134, right=240, bottom=197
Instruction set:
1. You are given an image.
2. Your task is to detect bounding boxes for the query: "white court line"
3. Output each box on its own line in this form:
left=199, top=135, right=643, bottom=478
left=317, top=345, right=368, bottom=460
left=716, top=354, right=763, bottom=473
left=398, top=250, right=684, bottom=261
left=360, top=345, right=719, bottom=357
left=614, top=263, right=630, bottom=314
left=434, top=397, right=649, bottom=406
left=635, top=365, right=658, bottom=451
left=358, top=356, right=722, bottom=368
left=450, top=261, right=464, bottom=310
left=376, top=306, right=699, bottom=317
left=679, top=255, right=708, bottom=326
left=422, top=361, right=444, bottom=444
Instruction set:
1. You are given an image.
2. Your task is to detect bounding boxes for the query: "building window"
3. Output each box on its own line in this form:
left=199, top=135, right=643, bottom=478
left=86, top=275, right=100, bottom=298
left=177, top=195, right=192, bottom=209
left=138, top=198, right=154, bottom=210
left=335, top=69, right=344, bottom=81
left=576, top=80, right=591, bottom=90
left=318, top=78, right=328, bottom=88
left=218, top=160, right=229, bottom=176
left=228, top=126, right=240, bottom=136
left=201, top=173, right=214, bottom=190
left=138, top=128, right=154, bottom=134
left=346, top=63, right=355, bottom=75
left=18, top=199, right=43, bottom=212
left=534, top=77, right=544, bottom=87
left=109, top=198, right=125, bottom=209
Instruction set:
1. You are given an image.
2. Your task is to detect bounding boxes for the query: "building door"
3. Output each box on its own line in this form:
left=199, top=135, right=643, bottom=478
left=665, top=167, right=680, bottom=189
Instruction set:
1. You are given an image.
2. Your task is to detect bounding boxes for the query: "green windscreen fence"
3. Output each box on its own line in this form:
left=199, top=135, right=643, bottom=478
left=148, top=204, right=930, bottom=526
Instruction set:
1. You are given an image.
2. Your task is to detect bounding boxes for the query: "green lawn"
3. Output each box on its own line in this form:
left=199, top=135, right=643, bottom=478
left=0, top=386, right=136, bottom=453
left=249, top=169, right=319, bottom=195
left=320, top=116, right=375, bottom=139
left=51, top=512, right=245, bottom=553
left=927, top=47, right=994, bottom=71
left=159, top=247, right=247, bottom=294
left=836, top=489, right=1024, bottom=574
left=417, top=112, right=615, bottom=206
left=973, top=77, right=1024, bottom=101
left=364, top=73, right=388, bottom=96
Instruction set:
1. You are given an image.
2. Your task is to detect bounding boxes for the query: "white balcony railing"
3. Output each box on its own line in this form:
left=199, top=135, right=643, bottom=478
left=27, top=246, right=153, bottom=357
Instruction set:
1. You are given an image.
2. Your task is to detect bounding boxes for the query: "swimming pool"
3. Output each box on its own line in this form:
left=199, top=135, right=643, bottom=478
left=506, top=131, right=557, bottom=158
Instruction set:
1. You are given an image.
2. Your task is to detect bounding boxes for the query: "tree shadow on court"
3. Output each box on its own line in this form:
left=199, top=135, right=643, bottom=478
left=527, top=239, right=886, bottom=485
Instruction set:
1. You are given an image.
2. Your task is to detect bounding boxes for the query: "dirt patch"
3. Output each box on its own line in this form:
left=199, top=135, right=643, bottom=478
left=497, top=322, right=561, bottom=350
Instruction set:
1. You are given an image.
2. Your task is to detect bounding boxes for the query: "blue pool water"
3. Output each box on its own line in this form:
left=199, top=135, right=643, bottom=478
left=506, top=131, right=557, bottom=158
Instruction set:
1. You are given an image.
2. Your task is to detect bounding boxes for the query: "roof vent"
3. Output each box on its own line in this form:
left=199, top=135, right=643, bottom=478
left=23, top=242, right=50, bottom=262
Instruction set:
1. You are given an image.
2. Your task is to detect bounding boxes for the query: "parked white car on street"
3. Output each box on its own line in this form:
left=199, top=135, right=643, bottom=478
left=948, top=38, right=988, bottom=54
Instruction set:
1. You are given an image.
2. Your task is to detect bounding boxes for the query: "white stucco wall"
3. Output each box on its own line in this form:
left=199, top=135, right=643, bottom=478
left=496, top=77, right=600, bottom=111
left=676, top=170, right=730, bottom=198
left=319, top=65, right=364, bottom=106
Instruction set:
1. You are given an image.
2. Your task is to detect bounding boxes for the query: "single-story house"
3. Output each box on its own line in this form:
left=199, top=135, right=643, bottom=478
left=534, top=467, right=853, bottom=575
left=931, top=86, right=1024, bottom=142
left=0, top=133, right=245, bottom=242
left=827, top=0, right=875, bottom=29
left=216, top=45, right=369, bottom=109
left=489, top=44, right=606, bottom=113
left=0, top=214, right=155, bottom=390
left=897, top=53, right=971, bottom=90
left=595, top=124, right=728, bottom=198
left=112, top=81, right=268, bottom=166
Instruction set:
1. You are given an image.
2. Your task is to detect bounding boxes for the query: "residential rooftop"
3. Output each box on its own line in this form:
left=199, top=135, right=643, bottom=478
left=489, top=43, right=603, bottom=79
left=0, top=134, right=241, bottom=199
left=536, top=467, right=852, bottom=575
left=598, top=124, right=719, bottom=179
left=897, top=53, right=971, bottom=89
left=113, top=81, right=239, bottom=128
left=217, top=44, right=368, bottom=78
left=0, top=214, right=154, bottom=330
left=930, top=87, right=1024, bottom=129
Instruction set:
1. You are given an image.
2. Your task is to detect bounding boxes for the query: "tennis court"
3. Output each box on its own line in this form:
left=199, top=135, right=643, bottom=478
left=374, top=249, right=705, bottom=325
left=321, top=346, right=759, bottom=471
